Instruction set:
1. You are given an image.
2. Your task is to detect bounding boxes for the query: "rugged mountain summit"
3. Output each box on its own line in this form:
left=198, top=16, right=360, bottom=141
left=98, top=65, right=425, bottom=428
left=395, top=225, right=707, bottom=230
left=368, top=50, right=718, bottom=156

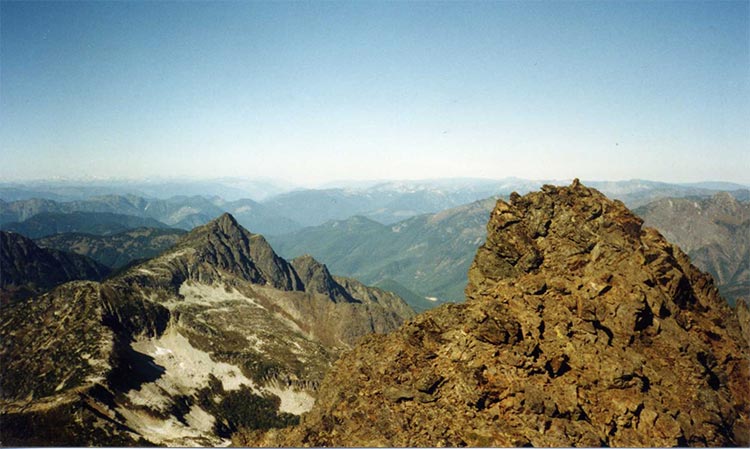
left=1, top=214, right=413, bottom=446
left=635, top=192, right=749, bottom=306
left=159, top=213, right=304, bottom=290
left=256, top=180, right=750, bottom=447
left=0, top=231, right=110, bottom=300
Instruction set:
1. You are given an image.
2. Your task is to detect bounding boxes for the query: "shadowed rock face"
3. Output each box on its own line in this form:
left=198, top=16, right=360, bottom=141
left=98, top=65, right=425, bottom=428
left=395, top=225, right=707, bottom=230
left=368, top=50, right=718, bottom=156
left=634, top=192, right=750, bottom=307
left=1, top=213, right=414, bottom=446
left=0, top=231, right=110, bottom=301
left=254, top=180, right=750, bottom=448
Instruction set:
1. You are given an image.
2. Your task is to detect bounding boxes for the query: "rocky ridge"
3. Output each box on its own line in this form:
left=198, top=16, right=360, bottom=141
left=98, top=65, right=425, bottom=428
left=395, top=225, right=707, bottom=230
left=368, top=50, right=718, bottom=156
left=36, top=227, right=187, bottom=269
left=0, top=231, right=111, bottom=301
left=254, top=180, right=750, bottom=447
left=0, top=213, right=413, bottom=446
left=635, top=192, right=749, bottom=306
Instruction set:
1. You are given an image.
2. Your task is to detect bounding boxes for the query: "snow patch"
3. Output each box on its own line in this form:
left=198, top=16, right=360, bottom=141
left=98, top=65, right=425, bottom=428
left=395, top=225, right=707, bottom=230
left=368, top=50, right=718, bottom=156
left=177, top=282, right=264, bottom=309
left=162, top=248, right=193, bottom=262
left=116, top=404, right=228, bottom=447
left=263, top=385, right=315, bottom=415
left=131, top=327, right=254, bottom=395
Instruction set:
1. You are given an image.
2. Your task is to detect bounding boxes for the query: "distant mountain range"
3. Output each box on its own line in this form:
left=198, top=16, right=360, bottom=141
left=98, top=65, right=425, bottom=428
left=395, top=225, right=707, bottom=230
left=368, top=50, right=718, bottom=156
left=0, top=178, right=290, bottom=202
left=5, top=177, right=747, bottom=310
left=2, top=178, right=747, bottom=231
left=0, top=194, right=301, bottom=236
left=0, top=211, right=170, bottom=238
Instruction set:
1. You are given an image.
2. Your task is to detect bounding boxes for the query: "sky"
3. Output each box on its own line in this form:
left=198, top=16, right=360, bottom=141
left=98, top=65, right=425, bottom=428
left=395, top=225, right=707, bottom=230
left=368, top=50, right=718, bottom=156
left=1, top=1, right=748, bottom=186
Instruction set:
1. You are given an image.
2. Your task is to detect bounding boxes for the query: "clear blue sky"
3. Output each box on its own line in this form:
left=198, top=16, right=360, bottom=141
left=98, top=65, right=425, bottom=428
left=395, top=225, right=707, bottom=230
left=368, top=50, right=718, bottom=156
left=1, top=1, right=748, bottom=185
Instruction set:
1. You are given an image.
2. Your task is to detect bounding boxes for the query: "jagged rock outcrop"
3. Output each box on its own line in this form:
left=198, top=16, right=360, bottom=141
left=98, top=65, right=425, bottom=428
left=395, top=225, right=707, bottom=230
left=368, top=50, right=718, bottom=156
left=635, top=192, right=750, bottom=306
left=255, top=180, right=750, bottom=447
left=1, top=213, right=413, bottom=446
left=738, top=299, right=750, bottom=349
left=0, top=231, right=110, bottom=301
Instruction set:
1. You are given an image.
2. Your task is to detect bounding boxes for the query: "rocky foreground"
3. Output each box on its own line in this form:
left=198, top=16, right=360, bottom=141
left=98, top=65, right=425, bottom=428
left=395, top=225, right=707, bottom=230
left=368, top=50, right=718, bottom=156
left=250, top=180, right=750, bottom=447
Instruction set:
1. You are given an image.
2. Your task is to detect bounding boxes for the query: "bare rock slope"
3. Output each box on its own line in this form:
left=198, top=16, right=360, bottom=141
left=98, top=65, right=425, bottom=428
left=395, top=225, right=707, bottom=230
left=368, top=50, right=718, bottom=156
left=257, top=180, right=750, bottom=447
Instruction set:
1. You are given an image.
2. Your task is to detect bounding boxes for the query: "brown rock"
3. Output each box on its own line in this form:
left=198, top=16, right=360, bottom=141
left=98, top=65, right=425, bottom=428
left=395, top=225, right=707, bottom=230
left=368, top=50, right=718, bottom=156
left=257, top=181, right=750, bottom=448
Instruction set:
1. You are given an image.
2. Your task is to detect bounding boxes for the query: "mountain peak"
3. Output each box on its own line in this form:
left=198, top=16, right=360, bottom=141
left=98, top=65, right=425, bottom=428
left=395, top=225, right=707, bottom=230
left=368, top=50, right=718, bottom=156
left=468, top=180, right=642, bottom=293
left=259, top=181, right=750, bottom=448
left=207, top=212, right=242, bottom=234
left=136, top=213, right=304, bottom=291
left=290, top=254, right=348, bottom=302
left=215, top=211, right=238, bottom=225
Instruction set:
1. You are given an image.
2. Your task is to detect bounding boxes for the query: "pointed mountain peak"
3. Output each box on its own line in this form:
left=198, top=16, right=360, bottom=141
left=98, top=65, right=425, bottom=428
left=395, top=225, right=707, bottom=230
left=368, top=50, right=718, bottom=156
left=207, top=212, right=243, bottom=234
left=146, top=213, right=303, bottom=292
left=291, top=254, right=354, bottom=303
left=177, top=212, right=250, bottom=250
left=291, top=254, right=330, bottom=273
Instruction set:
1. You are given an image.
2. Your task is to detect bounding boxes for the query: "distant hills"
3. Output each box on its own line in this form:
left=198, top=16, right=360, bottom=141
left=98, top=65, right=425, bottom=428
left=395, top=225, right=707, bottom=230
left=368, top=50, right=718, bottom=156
left=0, top=178, right=289, bottom=202
left=2, top=177, right=747, bottom=231
left=0, top=211, right=170, bottom=238
left=269, top=197, right=497, bottom=308
left=0, top=194, right=300, bottom=236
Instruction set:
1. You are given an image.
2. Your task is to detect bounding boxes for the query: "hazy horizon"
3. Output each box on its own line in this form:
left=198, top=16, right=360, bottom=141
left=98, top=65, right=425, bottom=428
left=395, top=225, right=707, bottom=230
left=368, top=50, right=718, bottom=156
left=2, top=1, right=748, bottom=184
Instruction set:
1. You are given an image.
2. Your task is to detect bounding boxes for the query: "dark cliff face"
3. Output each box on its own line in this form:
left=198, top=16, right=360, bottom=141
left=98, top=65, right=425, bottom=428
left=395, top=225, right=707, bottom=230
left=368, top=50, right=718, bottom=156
left=0, top=231, right=110, bottom=300
left=291, top=255, right=355, bottom=303
left=256, top=180, right=750, bottom=448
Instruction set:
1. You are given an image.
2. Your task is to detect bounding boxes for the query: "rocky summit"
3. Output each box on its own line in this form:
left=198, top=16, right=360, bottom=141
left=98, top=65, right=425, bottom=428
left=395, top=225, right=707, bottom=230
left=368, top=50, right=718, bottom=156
left=254, top=180, right=750, bottom=447
left=0, top=213, right=413, bottom=446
